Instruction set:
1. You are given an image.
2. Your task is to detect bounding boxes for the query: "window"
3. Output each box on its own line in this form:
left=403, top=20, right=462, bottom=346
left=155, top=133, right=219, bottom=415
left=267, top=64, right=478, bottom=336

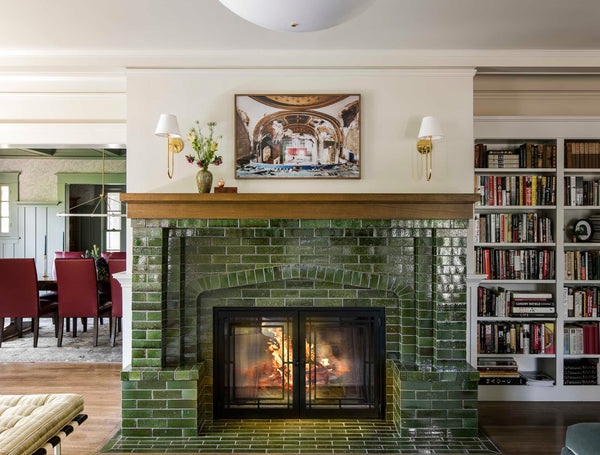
left=105, top=191, right=122, bottom=252
left=1, top=185, right=9, bottom=233
left=0, top=173, right=19, bottom=237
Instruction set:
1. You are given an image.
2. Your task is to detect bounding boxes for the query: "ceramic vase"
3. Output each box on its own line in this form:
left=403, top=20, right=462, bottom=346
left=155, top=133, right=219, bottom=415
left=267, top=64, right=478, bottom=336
left=196, top=169, right=213, bottom=193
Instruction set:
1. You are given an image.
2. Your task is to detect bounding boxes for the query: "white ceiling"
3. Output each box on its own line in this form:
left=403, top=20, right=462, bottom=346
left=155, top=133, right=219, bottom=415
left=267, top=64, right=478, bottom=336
left=2, top=0, right=600, bottom=52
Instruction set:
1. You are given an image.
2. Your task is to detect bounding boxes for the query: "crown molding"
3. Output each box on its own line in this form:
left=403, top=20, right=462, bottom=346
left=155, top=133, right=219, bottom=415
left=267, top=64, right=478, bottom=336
left=126, top=67, right=477, bottom=77
left=1, top=49, right=600, bottom=69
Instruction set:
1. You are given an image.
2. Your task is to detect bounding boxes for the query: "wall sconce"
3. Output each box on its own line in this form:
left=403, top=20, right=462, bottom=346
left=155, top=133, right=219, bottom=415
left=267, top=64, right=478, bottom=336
left=417, top=116, right=445, bottom=181
left=154, top=113, right=184, bottom=179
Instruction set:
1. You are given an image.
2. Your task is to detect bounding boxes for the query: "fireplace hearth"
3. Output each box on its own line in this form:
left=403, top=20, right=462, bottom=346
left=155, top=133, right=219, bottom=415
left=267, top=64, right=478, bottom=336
left=214, top=307, right=385, bottom=419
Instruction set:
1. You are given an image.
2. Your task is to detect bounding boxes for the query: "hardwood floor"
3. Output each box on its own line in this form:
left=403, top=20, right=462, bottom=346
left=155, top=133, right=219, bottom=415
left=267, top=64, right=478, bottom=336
left=1, top=362, right=599, bottom=455
left=479, top=401, right=600, bottom=455
left=0, top=362, right=122, bottom=455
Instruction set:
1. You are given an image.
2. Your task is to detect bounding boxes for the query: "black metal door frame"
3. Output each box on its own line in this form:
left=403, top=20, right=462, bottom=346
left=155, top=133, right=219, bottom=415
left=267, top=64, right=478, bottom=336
left=213, top=307, right=385, bottom=419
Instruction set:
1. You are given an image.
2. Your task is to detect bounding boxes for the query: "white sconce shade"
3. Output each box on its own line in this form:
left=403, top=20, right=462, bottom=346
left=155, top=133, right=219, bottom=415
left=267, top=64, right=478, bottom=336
left=218, top=0, right=375, bottom=33
left=154, top=114, right=181, bottom=138
left=418, top=116, right=445, bottom=141
left=155, top=113, right=184, bottom=179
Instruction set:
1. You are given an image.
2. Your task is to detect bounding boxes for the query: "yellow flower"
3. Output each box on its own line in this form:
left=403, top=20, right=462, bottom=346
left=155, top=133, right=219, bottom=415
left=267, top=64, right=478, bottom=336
left=187, top=131, right=197, bottom=142
left=210, top=142, right=218, bottom=152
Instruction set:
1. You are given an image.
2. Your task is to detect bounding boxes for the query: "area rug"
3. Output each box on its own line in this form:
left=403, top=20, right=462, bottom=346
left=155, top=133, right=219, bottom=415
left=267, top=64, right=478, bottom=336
left=0, top=318, right=122, bottom=363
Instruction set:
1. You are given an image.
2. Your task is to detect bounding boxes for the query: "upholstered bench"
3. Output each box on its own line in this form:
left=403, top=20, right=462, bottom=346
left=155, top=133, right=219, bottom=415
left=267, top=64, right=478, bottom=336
left=562, top=422, right=600, bottom=455
left=0, top=394, right=86, bottom=455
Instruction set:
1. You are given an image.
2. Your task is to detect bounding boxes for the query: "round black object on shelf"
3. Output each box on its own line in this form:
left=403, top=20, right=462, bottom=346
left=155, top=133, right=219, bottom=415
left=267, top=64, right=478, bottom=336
left=574, top=219, right=594, bottom=242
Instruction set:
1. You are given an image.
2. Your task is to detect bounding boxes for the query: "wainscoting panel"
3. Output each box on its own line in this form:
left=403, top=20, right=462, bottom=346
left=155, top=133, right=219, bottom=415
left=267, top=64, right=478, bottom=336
left=0, top=203, right=65, bottom=276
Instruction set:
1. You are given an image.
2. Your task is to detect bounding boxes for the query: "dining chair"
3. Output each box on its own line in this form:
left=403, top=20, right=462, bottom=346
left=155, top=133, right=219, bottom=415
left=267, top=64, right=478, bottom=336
left=52, top=251, right=84, bottom=279
left=101, top=251, right=126, bottom=261
left=0, top=258, right=58, bottom=347
left=55, top=258, right=112, bottom=347
left=108, top=258, right=126, bottom=347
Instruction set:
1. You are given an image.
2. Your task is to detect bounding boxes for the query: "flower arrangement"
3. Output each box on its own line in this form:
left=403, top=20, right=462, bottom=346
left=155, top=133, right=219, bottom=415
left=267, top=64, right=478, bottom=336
left=185, top=121, right=223, bottom=171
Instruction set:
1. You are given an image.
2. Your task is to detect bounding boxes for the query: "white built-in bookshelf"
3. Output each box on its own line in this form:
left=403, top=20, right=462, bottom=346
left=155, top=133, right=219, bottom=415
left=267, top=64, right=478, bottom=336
left=470, top=117, right=600, bottom=401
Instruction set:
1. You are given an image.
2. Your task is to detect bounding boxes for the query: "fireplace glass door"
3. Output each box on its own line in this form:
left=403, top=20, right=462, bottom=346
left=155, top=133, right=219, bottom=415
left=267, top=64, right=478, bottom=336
left=214, top=308, right=384, bottom=419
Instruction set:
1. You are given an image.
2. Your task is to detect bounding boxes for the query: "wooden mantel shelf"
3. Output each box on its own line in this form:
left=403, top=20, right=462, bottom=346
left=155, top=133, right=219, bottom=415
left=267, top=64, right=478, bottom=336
left=121, top=193, right=479, bottom=220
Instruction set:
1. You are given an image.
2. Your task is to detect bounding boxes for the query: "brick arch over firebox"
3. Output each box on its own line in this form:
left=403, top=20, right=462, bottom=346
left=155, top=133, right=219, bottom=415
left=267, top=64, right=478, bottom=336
left=189, top=264, right=413, bottom=298
left=180, top=264, right=418, bottom=368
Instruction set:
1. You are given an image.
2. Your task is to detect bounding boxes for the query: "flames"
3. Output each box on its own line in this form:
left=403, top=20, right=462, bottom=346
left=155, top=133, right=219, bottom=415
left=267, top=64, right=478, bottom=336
left=252, top=325, right=352, bottom=392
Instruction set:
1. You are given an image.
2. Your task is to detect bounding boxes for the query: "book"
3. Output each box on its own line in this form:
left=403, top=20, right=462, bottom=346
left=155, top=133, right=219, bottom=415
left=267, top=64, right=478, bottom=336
left=520, top=371, right=555, bottom=387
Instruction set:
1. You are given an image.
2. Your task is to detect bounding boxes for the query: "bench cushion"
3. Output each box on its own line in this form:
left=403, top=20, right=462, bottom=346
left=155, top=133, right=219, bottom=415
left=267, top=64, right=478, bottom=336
left=564, top=422, right=600, bottom=455
left=0, top=394, right=84, bottom=455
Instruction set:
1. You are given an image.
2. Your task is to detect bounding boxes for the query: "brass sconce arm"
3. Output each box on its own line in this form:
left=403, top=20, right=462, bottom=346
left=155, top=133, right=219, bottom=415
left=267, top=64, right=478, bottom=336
left=417, top=136, right=433, bottom=181
left=167, top=134, right=184, bottom=179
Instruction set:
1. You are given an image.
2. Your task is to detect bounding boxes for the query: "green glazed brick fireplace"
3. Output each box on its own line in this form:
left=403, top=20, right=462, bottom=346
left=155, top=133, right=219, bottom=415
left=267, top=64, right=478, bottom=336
left=120, top=193, right=479, bottom=440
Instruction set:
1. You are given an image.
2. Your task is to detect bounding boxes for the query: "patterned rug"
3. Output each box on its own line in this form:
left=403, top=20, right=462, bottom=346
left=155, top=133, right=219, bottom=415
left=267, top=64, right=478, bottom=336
left=0, top=318, right=122, bottom=363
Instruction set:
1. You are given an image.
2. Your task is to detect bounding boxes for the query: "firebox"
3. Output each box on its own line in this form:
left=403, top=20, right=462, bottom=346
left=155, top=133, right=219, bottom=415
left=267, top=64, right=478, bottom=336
left=213, top=307, right=385, bottom=419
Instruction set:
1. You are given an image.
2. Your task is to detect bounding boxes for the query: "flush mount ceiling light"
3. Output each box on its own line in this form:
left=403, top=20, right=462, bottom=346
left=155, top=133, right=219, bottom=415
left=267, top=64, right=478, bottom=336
left=218, top=0, right=375, bottom=32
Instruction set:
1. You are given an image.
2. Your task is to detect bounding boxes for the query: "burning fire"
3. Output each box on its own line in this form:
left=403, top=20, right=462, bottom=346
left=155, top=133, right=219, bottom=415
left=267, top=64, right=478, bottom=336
left=248, top=324, right=352, bottom=392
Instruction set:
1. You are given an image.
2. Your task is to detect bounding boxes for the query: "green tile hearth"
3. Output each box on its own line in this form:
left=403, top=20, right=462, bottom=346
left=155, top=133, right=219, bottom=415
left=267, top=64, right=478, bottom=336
left=101, top=420, right=499, bottom=454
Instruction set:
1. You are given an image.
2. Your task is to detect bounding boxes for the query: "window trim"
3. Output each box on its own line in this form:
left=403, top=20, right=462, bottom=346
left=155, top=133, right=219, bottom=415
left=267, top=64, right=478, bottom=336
left=0, top=172, right=20, bottom=238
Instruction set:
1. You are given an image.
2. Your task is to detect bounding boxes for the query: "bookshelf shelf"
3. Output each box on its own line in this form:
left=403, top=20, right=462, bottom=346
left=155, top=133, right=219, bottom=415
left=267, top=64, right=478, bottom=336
left=563, top=354, right=600, bottom=359
left=477, top=317, right=556, bottom=322
left=564, top=243, right=600, bottom=249
left=477, top=353, right=556, bottom=359
left=474, top=243, right=555, bottom=248
left=475, top=205, right=556, bottom=211
left=474, top=168, right=556, bottom=174
left=565, top=317, right=600, bottom=322
left=564, top=169, right=600, bottom=174
left=564, top=280, right=600, bottom=285
left=471, top=122, right=600, bottom=400
left=482, top=279, right=556, bottom=284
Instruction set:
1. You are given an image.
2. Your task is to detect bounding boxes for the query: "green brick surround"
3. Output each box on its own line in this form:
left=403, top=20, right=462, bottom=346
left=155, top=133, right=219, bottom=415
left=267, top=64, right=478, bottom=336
left=123, top=218, right=478, bottom=439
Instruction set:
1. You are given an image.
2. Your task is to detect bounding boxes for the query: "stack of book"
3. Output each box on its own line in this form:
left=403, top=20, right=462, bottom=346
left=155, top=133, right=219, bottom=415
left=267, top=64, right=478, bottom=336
left=564, top=176, right=600, bottom=206
left=564, top=251, right=600, bottom=281
left=475, top=247, right=555, bottom=280
left=564, top=358, right=599, bottom=385
left=509, top=292, right=556, bottom=318
left=563, top=287, right=599, bottom=318
left=565, top=141, right=600, bottom=168
left=475, top=175, right=556, bottom=206
left=590, top=215, right=600, bottom=241
left=477, top=288, right=555, bottom=318
left=474, top=143, right=556, bottom=169
left=474, top=213, right=553, bottom=244
left=564, top=323, right=599, bottom=355
left=478, top=322, right=555, bottom=354
left=477, top=357, right=524, bottom=385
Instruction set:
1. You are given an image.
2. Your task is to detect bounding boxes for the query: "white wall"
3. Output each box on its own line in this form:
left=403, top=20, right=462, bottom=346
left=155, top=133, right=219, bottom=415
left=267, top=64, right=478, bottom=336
left=127, top=68, right=475, bottom=194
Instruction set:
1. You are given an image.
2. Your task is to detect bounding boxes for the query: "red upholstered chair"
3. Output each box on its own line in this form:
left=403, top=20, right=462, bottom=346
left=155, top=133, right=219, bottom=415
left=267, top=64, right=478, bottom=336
left=101, top=252, right=126, bottom=261
left=0, top=258, right=58, bottom=347
left=108, top=258, right=126, bottom=346
left=52, top=251, right=84, bottom=279
left=55, top=258, right=111, bottom=346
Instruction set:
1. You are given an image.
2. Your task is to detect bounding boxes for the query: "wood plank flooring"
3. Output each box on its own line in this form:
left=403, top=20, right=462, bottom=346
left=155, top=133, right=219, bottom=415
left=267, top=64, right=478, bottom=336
left=0, top=363, right=122, bottom=455
left=1, top=362, right=600, bottom=455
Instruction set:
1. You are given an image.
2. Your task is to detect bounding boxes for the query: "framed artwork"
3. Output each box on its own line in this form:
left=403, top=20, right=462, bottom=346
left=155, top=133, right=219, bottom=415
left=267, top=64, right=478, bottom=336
left=235, top=94, right=361, bottom=179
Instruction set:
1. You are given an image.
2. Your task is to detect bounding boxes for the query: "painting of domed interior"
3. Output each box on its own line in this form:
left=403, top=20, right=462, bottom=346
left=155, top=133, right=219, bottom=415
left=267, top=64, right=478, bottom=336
left=235, top=94, right=360, bottom=179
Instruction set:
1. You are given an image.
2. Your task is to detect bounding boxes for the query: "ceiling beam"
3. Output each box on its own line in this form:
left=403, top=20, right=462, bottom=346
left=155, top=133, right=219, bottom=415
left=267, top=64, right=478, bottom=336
left=16, top=148, right=56, bottom=156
